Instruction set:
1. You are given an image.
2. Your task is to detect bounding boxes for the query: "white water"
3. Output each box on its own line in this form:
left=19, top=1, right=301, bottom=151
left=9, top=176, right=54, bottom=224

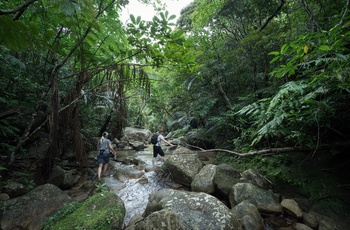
left=104, top=146, right=174, bottom=226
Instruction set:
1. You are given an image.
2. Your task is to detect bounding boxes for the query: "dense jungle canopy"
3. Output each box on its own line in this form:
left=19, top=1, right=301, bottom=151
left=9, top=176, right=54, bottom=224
left=1, top=0, right=350, bottom=207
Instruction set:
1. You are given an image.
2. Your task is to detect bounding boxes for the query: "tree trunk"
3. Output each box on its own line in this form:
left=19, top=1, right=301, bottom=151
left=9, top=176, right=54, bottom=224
left=41, top=77, right=59, bottom=179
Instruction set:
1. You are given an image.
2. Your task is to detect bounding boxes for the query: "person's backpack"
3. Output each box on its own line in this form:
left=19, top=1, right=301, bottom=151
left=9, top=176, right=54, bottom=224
left=150, top=134, right=159, bottom=144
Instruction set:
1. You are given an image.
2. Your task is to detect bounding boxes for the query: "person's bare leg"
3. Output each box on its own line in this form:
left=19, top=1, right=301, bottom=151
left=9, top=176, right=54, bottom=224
left=152, top=156, right=157, bottom=165
left=160, top=156, right=166, bottom=162
left=97, top=163, right=103, bottom=181
left=102, top=163, right=109, bottom=176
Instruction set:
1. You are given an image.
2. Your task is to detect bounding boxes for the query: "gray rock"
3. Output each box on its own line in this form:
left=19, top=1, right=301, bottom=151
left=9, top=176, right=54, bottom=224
left=231, top=200, right=264, bottom=230
left=0, top=184, right=72, bottom=230
left=293, top=222, right=314, bottom=230
left=133, top=188, right=242, bottom=230
left=303, top=212, right=318, bottom=228
left=229, top=182, right=282, bottom=213
left=231, top=201, right=264, bottom=230
left=214, top=164, right=241, bottom=197
left=281, top=198, right=303, bottom=219
left=125, top=208, right=182, bottom=230
left=129, top=141, right=147, bottom=151
left=172, top=146, right=196, bottom=155
left=241, top=168, right=271, bottom=190
left=0, top=193, right=10, bottom=201
left=162, top=154, right=203, bottom=188
left=2, top=182, right=26, bottom=198
left=191, top=164, right=216, bottom=194
left=114, top=167, right=145, bottom=182
left=124, top=127, right=152, bottom=143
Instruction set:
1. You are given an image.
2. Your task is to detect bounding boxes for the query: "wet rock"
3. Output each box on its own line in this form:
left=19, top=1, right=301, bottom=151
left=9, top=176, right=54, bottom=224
left=144, top=164, right=156, bottom=172
left=138, top=175, right=148, bottom=184
left=120, top=157, right=146, bottom=166
left=114, top=167, right=145, bottom=182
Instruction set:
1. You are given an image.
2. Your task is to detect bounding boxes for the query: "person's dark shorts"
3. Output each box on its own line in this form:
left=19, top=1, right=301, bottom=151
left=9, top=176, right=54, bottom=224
left=97, top=154, right=110, bottom=164
left=153, top=145, right=165, bottom=157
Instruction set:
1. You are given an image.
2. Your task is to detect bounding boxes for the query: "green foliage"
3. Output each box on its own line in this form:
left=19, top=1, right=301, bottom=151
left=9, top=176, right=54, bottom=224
left=43, top=202, right=80, bottom=230
left=217, top=151, right=348, bottom=211
left=17, top=178, right=35, bottom=191
left=237, top=21, right=350, bottom=148
left=95, top=183, right=108, bottom=193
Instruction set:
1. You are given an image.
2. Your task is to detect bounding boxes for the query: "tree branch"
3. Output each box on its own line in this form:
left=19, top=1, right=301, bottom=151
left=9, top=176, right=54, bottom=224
left=300, top=0, right=321, bottom=32
left=186, top=142, right=350, bottom=158
left=0, top=0, right=37, bottom=20
left=336, top=0, right=350, bottom=27
left=259, top=0, right=286, bottom=31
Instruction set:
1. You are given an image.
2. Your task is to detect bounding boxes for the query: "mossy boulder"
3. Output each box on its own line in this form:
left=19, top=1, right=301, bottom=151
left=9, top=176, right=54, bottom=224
left=51, top=191, right=125, bottom=229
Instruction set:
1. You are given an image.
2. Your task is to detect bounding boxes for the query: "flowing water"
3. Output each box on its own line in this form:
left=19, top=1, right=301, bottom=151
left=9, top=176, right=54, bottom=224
left=102, top=146, right=283, bottom=229
left=104, top=145, right=175, bottom=226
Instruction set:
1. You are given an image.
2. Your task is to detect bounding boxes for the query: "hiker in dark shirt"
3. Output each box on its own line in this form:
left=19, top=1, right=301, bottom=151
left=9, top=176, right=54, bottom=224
left=97, top=132, right=116, bottom=181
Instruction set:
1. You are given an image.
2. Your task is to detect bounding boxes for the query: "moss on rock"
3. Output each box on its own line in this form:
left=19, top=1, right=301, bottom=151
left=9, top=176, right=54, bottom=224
left=52, top=191, right=125, bottom=229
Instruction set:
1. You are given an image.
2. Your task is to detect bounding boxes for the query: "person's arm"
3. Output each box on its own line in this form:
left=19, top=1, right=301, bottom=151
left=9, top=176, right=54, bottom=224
left=109, top=144, right=117, bottom=159
left=160, top=136, right=174, bottom=146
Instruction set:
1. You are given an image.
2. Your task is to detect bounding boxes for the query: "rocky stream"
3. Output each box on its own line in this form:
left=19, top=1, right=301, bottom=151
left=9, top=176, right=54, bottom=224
left=1, top=127, right=349, bottom=229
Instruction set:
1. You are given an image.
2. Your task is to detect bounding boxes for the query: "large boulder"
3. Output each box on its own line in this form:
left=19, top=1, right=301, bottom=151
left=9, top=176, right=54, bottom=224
left=172, top=146, right=196, bottom=155
left=229, top=182, right=282, bottom=213
left=0, top=184, right=72, bottom=230
left=123, top=127, right=152, bottom=143
left=126, top=189, right=242, bottom=230
left=241, top=168, right=271, bottom=190
left=191, top=164, right=216, bottom=194
left=231, top=200, right=265, bottom=230
left=114, top=167, right=145, bottom=182
left=281, top=198, right=303, bottom=220
left=129, top=141, right=147, bottom=151
left=126, top=208, right=182, bottom=230
left=2, top=182, right=26, bottom=198
left=214, top=164, right=242, bottom=198
left=162, top=154, right=204, bottom=188
left=51, top=191, right=125, bottom=229
left=45, top=166, right=81, bottom=190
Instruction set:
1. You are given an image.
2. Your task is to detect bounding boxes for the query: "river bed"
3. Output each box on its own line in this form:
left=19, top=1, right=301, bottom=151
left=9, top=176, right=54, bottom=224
left=104, top=145, right=174, bottom=226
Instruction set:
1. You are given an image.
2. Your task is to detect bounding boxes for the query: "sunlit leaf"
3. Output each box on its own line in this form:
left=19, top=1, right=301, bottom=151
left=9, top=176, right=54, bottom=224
left=130, top=14, right=136, bottom=24
left=168, top=14, right=176, bottom=20
left=319, top=45, right=330, bottom=51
